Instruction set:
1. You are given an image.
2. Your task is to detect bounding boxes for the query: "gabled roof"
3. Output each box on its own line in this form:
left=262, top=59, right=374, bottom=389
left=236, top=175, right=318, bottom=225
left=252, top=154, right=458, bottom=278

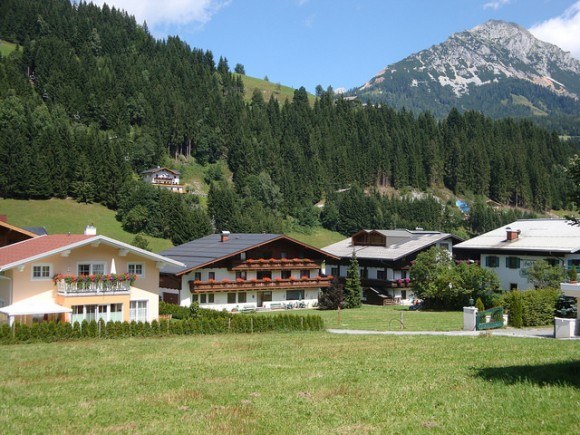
left=160, top=233, right=339, bottom=276
left=323, top=229, right=460, bottom=261
left=0, top=220, right=39, bottom=239
left=0, top=234, right=185, bottom=272
left=140, top=167, right=181, bottom=175
left=454, top=219, right=580, bottom=253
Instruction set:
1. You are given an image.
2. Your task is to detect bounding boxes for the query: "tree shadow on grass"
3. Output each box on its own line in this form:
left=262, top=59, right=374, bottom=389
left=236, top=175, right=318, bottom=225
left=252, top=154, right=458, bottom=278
left=474, top=360, right=580, bottom=388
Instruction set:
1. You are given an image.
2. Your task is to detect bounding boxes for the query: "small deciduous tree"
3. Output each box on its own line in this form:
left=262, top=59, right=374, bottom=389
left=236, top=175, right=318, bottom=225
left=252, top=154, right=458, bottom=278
left=318, top=277, right=345, bottom=310
left=526, top=259, right=565, bottom=289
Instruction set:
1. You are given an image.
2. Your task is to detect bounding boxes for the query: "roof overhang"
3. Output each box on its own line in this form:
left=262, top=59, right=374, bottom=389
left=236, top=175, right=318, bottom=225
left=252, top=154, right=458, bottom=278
left=175, top=234, right=340, bottom=276
left=0, top=221, right=38, bottom=239
left=0, top=235, right=185, bottom=273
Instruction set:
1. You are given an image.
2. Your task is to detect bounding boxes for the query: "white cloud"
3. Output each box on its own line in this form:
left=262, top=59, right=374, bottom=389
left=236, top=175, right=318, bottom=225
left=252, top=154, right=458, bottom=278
left=483, top=0, right=510, bottom=10
left=304, top=14, right=316, bottom=28
left=89, top=0, right=230, bottom=27
left=529, top=1, right=580, bottom=59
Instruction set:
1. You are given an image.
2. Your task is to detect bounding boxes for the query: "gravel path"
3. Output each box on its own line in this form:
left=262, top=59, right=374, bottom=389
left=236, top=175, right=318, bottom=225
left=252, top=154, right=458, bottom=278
left=326, top=327, right=575, bottom=339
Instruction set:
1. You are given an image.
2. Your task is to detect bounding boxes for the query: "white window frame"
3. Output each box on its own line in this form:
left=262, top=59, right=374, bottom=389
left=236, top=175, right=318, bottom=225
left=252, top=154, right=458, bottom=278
left=31, top=263, right=52, bottom=281
left=130, top=300, right=148, bottom=322
left=127, top=262, right=145, bottom=277
left=77, top=262, right=106, bottom=276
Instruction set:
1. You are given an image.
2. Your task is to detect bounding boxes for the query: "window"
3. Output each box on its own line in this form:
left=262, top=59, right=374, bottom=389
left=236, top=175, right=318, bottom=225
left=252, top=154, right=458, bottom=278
left=240, top=252, right=246, bottom=260
left=194, top=272, right=202, bottom=281
left=359, top=268, right=368, bottom=278
left=85, top=305, right=97, bottom=322
left=78, top=262, right=105, bottom=276
left=32, top=264, right=51, bottom=280
left=300, top=269, right=310, bottom=279
left=191, top=294, right=199, bottom=303
left=331, top=267, right=339, bottom=277
left=257, top=271, right=272, bottom=280
left=439, top=243, right=450, bottom=251
left=510, top=283, right=518, bottom=290
left=235, top=271, right=247, bottom=280
left=128, top=263, right=144, bottom=276
left=506, top=257, right=520, bottom=269
left=208, top=272, right=215, bottom=280
left=485, top=256, right=500, bottom=268
left=281, top=252, right=287, bottom=259
left=281, top=270, right=291, bottom=279
left=208, top=294, right=214, bottom=303
left=261, top=291, right=272, bottom=302
left=377, top=270, right=387, bottom=280
left=286, top=290, right=304, bottom=300
left=110, top=304, right=123, bottom=322
left=200, top=294, right=207, bottom=304
left=238, top=292, right=247, bottom=303
left=130, top=300, right=148, bottom=322
left=227, top=293, right=236, bottom=304
left=545, top=258, right=560, bottom=267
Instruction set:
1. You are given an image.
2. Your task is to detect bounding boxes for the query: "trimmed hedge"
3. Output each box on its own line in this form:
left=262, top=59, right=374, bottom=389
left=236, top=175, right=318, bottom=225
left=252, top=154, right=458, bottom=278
left=0, top=313, right=324, bottom=345
left=501, top=288, right=561, bottom=327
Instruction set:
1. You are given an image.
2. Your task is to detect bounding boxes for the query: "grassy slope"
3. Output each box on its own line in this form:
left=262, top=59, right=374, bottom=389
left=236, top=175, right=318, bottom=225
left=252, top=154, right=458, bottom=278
left=238, top=74, right=316, bottom=106
left=287, top=227, right=345, bottom=249
left=1, top=332, right=578, bottom=433
left=0, top=198, right=173, bottom=253
left=0, top=39, right=17, bottom=57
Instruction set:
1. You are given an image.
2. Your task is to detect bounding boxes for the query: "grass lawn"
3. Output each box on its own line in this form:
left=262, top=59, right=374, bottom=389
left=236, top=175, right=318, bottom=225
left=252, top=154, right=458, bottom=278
left=261, top=304, right=463, bottom=331
left=238, top=74, right=316, bottom=106
left=0, top=39, right=17, bottom=57
left=287, top=227, right=345, bottom=249
left=0, top=198, right=173, bottom=253
left=1, top=332, right=578, bottom=433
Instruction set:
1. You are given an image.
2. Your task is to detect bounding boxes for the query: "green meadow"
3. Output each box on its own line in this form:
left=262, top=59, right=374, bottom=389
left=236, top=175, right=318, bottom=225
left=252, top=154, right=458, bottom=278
left=1, top=332, right=578, bottom=433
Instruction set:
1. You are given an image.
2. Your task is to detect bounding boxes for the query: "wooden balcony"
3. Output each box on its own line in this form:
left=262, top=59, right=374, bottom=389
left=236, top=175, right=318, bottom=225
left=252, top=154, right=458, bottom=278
left=189, top=276, right=332, bottom=293
left=362, top=278, right=412, bottom=288
left=231, top=258, right=321, bottom=271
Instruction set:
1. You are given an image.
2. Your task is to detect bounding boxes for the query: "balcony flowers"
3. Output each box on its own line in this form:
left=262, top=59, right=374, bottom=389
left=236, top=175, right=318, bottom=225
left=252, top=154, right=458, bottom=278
left=263, top=277, right=272, bottom=283
left=53, top=273, right=137, bottom=285
left=281, top=258, right=291, bottom=263
left=289, top=276, right=298, bottom=282
left=236, top=278, right=245, bottom=283
left=275, top=277, right=283, bottom=282
left=404, top=277, right=411, bottom=285
left=397, top=278, right=403, bottom=287
left=222, top=278, right=231, bottom=283
left=207, top=279, right=216, bottom=284
left=301, top=276, right=309, bottom=281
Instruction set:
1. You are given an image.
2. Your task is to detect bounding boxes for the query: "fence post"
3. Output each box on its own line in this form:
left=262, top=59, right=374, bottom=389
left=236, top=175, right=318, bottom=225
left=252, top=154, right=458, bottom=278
left=251, top=317, right=254, bottom=334
left=463, top=306, right=478, bottom=331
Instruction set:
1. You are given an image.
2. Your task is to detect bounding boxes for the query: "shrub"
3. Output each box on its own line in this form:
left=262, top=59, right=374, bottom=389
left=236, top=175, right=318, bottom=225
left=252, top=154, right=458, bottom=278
left=502, top=288, right=560, bottom=327
left=475, top=298, right=485, bottom=312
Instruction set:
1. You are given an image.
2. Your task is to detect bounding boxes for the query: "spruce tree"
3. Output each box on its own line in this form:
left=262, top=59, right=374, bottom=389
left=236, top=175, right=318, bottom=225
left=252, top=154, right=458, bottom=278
left=344, top=252, right=362, bottom=309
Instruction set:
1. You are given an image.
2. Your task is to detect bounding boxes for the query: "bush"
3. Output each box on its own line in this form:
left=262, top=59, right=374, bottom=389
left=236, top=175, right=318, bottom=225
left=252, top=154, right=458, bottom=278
left=475, top=298, right=485, bottom=312
left=0, top=312, right=324, bottom=344
left=502, top=288, right=560, bottom=327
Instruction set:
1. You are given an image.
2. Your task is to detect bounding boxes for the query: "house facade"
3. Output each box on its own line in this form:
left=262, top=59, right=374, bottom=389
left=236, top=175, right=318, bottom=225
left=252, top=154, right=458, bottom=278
left=159, top=232, right=339, bottom=311
left=141, top=166, right=185, bottom=193
left=0, top=227, right=183, bottom=325
left=454, top=219, right=580, bottom=291
left=323, top=229, right=462, bottom=305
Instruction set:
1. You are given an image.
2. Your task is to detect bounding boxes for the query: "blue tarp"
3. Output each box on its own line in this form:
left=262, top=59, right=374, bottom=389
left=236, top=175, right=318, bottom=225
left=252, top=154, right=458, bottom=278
left=456, top=200, right=470, bottom=214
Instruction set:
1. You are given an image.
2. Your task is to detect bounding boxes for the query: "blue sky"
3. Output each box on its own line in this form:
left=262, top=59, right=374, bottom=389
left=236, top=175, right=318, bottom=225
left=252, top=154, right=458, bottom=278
left=92, top=0, right=580, bottom=93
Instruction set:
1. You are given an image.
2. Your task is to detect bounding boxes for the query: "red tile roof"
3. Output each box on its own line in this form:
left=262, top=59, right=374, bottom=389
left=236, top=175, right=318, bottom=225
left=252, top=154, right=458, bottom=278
left=0, top=235, right=94, bottom=269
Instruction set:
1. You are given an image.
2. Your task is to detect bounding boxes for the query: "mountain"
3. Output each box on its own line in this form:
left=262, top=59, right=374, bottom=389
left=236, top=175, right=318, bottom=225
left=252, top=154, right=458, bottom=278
left=348, top=20, right=580, bottom=134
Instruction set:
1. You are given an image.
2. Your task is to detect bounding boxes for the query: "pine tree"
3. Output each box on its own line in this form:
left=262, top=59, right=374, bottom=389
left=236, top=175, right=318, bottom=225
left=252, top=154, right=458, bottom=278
left=344, top=252, right=362, bottom=309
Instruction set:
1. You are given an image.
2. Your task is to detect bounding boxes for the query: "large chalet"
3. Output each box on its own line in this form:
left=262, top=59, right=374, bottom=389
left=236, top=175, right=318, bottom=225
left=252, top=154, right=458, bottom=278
left=159, top=232, right=339, bottom=311
left=323, top=229, right=462, bottom=305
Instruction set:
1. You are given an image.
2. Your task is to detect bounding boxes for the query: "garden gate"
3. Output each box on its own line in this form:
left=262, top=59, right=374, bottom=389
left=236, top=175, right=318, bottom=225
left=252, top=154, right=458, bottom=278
left=475, top=307, right=504, bottom=331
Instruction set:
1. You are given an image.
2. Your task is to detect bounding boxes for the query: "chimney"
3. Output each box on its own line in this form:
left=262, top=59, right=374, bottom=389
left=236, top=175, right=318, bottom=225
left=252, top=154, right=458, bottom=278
left=84, top=224, right=97, bottom=236
left=0, top=215, right=7, bottom=223
left=505, top=227, right=520, bottom=241
left=220, top=230, right=230, bottom=242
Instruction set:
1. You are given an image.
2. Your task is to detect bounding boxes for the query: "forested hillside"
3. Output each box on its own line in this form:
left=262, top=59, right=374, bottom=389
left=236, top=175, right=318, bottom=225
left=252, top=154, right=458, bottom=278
left=0, top=0, right=576, bottom=242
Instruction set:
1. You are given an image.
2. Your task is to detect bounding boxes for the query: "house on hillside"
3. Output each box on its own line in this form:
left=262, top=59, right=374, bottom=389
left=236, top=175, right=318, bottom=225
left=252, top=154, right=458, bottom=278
left=159, top=232, right=339, bottom=311
left=0, top=215, right=42, bottom=247
left=140, top=166, right=185, bottom=193
left=454, top=219, right=580, bottom=291
left=322, top=229, right=462, bottom=305
left=0, top=226, right=183, bottom=325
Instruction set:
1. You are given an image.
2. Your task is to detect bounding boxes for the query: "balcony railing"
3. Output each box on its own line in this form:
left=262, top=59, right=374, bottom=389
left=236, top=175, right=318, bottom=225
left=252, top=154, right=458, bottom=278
left=190, top=276, right=332, bottom=293
left=362, top=278, right=413, bottom=288
left=231, top=258, right=321, bottom=271
left=53, top=273, right=136, bottom=295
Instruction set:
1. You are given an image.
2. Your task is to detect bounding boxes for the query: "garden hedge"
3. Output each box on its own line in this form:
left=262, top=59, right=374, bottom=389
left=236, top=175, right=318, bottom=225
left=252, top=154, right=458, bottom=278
left=501, top=288, right=561, bottom=327
left=0, top=312, right=324, bottom=344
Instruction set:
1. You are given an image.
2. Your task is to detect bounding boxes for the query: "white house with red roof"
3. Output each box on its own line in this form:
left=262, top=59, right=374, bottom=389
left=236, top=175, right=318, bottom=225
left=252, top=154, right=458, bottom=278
left=0, top=225, right=183, bottom=326
left=141, top=166, right=185, bottom=193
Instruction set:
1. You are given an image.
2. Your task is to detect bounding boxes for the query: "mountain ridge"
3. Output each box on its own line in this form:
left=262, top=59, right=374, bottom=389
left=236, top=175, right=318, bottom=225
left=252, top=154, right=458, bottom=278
left=349, top=20, right=580, bottom=134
